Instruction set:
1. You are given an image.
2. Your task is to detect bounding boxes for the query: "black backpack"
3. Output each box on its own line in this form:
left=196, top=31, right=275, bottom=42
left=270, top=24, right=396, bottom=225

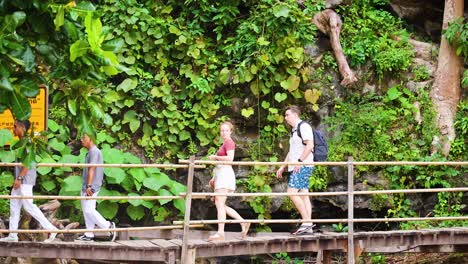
left=296, top=121, right=328, bottom=162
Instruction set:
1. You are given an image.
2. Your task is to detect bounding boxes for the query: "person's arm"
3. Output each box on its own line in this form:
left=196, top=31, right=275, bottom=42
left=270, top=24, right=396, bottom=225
left=211, top=149, right=235, bottom=161
left=293, top=139, right=314, bottom=172
left=298, top=139, right=314, bottom=162
left=13, top=166, right=27, bottom=189
left=276, top=153, right=289, bottom=178
left=85, top=166, right=95, bottom=196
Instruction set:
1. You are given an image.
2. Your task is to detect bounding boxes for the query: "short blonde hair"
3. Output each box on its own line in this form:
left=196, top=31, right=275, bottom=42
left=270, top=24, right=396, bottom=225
left=220, top=121, right=234, bottom=131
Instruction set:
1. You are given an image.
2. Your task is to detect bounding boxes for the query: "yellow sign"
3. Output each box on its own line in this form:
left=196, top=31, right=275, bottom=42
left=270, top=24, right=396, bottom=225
left=0, top=86, right=48, bottom=136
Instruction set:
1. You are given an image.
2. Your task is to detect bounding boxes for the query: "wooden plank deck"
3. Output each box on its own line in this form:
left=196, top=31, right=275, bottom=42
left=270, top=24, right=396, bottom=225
left=0, top=228, right=465, bottom=263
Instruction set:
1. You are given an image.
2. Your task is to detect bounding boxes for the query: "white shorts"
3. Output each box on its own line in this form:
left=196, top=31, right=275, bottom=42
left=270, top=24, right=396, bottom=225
left=213, top=165, right=236, bottom=191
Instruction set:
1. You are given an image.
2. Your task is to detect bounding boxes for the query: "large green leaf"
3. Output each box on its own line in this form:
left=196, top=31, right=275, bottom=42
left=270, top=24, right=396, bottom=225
left=40, top=180, right=56, bottom=192
left=53, top=6, right=65, bottom=31
left=104, top=167, right=126, bottom=184
left=122, top=110, right=140, bottom=133
left=85, top=12, right=103, bottom=49
left=280, top=75, right=300, bottom=92
left=158, top=188, right=172, bottom=206
left=0, top=150, right=15, bottom=163
left=22, top=46, right=35, bottom=72
left=97, top=200, right=118, bottom=219
left=70, top=40, right=89, bottom=62
left=0, top=171, right=14, bottom=187
left=37, top=157, right=56, bottom=175
left=10, top=92, right=31, bottom=121
left=101, top=148, right=125, bottom=164
left=273, top=5, right=290, bottom=18
left=126, top=205, right=145, bottom=221
left=127, top=192, right=143, bottom=207
left=0, top=129, right=13, bottom=146
left=60, top=175, right=82, bottom=194
left=169, top=181, right=187, bottom=195
left=129, top=168, right=146, bottom=183
left=117, top=78, right=138, bottom=92
left=3, top=11, right=26, bottom=33
left=142, top=177, right=163, bottom=192
left=0, top=77, right=14, bottom=92
left=18, top=79, right=39, bottom=97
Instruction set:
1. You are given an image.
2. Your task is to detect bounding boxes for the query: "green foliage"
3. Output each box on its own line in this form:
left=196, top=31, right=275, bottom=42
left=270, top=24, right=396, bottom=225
left=338, top=0, right=413, bottom=78
left=95, top=0, right=318, bottom=160
left=450, top=100, right=468, bottom=160
left=52, top=79, right=112, bottom=138
left=443, top=18, right=468, bottom=89
left=272, top=252, right=304, bottom=264
left=0, top=170, right=14, bottom=215
left=327, top=86, right=435, bottom=164
left=238, top=166, right=273, bottom=221
left=44, top=119, right=186, bottom=224
left=331, top=223, right=348, bottom=232
left=412, top=65, right=430, bottom=82
left=443, top=17, right=468, bottom=58
left=368, top=253, right=387, bottom=264
left=325, top=86, right=466, bottom=227
left=309, top=166, right=328, bottom=191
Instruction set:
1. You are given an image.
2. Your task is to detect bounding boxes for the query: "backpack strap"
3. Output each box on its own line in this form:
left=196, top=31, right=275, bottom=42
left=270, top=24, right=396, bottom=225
left=295, top=121, right=315, bottom=153
left=296, top=121, right=307, bottom=146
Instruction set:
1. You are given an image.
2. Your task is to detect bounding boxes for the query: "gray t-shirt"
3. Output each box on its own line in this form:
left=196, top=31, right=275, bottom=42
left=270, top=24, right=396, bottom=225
left=82, top=145, right=104, bottom=192
left=15, top=164, right=37, bottom=185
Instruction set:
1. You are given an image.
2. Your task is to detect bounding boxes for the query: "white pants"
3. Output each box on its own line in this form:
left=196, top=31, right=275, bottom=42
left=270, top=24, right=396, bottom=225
left=80, top=191, right=110, bottom=238
left=9, top=184, right=56, bottom=238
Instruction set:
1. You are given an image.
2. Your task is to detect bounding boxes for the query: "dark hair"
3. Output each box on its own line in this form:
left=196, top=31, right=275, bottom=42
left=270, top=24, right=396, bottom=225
left=286, top=105, right=301, bottom=116
left=16, top=120, right=31, bottom=132
left=81, top=131, right=97, bottom=142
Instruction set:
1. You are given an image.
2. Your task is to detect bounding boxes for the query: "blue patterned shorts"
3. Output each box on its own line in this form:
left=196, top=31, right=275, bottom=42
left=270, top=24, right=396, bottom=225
left=288, top=167, right=315, bottom=189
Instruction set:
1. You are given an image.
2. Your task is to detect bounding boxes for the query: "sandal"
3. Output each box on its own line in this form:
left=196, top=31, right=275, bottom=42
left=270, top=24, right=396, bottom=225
left=241, top=223, right=251, bottom=239
left=207, top=233, right=225, bottom=242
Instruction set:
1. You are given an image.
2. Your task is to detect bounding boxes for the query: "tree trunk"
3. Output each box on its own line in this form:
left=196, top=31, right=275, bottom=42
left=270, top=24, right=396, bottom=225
left=313, top=9, right=357, bottom=87
left=430, top=0, right=464, bottom=156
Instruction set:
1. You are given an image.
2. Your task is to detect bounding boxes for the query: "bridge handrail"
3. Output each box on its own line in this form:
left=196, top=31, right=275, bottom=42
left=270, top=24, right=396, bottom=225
left=0, top=159, right=466, bottom=264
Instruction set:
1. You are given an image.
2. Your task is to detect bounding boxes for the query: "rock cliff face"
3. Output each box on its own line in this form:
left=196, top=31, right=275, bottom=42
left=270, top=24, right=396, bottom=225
left=185, top=1, right=447, bottom=230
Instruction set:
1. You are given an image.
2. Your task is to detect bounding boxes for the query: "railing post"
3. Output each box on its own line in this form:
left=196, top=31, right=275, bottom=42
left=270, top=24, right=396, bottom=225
left=347, top=156, right=355, bottom=264
left=181, top=155, right=196, bottom=264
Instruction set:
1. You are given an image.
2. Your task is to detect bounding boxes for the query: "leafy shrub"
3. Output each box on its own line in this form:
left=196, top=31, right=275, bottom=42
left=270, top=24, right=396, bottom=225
left=338, top=0, right=413, bottom=78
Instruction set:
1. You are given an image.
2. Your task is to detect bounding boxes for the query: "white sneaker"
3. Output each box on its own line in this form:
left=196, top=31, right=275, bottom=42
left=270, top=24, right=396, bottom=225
left=109, top=222, right=117, bottom=242
left=0, top=236, right=18, bottom=242
left=44, top=232, right=57, bottom=243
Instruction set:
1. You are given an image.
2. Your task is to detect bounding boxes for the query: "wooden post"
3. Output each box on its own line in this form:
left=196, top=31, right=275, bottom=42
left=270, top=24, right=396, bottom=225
left=317, top=250, right=332, bottom=264
left=347, top=156, right=355, bottom=264
left=181, top=156, right=196, bottom=264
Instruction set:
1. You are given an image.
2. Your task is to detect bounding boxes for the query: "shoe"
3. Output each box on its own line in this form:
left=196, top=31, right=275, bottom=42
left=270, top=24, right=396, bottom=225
left=207, top=233, right=225, bottom=242
left=74, top=235, right=94, bottom=242
left=109, top=222, right=117, bottom=242
left=292, top=224, right=315, bottom=235
left=241, top=223, right=250, bottom=239
left=44, top=227, right=59, bottom=243
left=44, top=232, right=57, bottom=243
left=0, top=236, right=18, bottom=242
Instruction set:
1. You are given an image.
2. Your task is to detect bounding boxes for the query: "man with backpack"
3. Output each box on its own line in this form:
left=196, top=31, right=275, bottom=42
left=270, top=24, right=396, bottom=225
left=276, top=105, right=316, bottom=235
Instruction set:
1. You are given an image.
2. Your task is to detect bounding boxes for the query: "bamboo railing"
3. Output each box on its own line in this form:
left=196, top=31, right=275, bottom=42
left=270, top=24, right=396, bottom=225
left=0, top=159, right=467, bottom=264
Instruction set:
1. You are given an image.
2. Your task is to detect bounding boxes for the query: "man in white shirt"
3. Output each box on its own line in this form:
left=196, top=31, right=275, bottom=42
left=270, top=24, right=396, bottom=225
left=276, top=106, right=315, bottom=235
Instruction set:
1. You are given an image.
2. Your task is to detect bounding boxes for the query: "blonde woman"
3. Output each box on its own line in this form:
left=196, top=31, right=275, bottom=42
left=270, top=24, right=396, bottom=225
left=207, top=121, right=250, bottom=241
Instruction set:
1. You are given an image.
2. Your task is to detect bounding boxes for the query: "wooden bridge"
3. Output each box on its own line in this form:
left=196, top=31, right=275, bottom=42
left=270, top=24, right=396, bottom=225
left=0, top=159, right=467, bottom=263
left=0, top=228, right=467, bottom=263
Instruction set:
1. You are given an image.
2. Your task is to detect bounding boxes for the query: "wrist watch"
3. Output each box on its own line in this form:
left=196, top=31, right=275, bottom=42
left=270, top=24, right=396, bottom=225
left=298, top=158, right=303, bottom=162
left=86, top=184, right=92, bottom=188
left=17, top=176, right=24, bottom=181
